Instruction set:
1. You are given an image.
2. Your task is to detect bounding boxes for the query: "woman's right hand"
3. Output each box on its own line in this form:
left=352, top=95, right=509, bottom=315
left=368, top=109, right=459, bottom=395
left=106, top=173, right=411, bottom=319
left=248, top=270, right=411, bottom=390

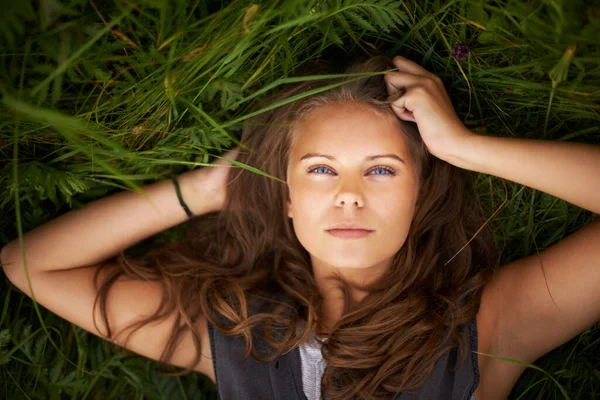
left=180, top=147, right=241, bottom=214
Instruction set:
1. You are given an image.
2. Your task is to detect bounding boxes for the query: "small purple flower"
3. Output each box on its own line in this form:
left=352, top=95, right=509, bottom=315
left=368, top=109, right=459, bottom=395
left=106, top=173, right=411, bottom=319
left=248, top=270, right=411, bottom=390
left=451, top=44, right=471, bottom=63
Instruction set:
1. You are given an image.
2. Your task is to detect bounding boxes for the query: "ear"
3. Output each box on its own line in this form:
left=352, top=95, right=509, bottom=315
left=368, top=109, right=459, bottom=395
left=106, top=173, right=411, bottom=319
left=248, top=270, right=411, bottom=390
left=287, top=199, right=293, bottom=218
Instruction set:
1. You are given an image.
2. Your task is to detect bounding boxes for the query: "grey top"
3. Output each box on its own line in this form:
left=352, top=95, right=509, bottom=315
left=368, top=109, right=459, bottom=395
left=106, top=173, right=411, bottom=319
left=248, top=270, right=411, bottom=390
left=297, top=324, right=327, bottom=400
left=207, top=294, right=480, bottom=400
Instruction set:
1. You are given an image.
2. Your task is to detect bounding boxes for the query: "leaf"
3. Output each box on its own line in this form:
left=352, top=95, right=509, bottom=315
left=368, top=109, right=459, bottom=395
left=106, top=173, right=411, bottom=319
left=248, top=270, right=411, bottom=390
left=55, top=370, right=77, bottom=386
left=157, top=32, right=181, bottom=51
left=345, top=10, right=377, bottom=32
left=0, top=330, right=11, bottom=366
left=33, top=333, right=47, bottom=364
left=31, top=7, right=132, bottom=96
left=369, top=1, right=408, bottom=26
left=179, top=97, right=241, bottom=147
left=243, top=4, right=260, bottom=34
left=39, top=0, right=78, bottom=30
left=477, top=12, right=505, bottom=44
left=467, top=1, right=490, bottom=25
left=0, top=329, right=10, bottom=351
left=372, top=9, right=394, bottom=30
left=7, top=161, right=90, bottom=208
left=477, top=31, right=495, bottom=45
left=548, top=45, right=577, bottom=86
left=0, top=1, right=35, bottom=50
left=315, top=20, right=344, bottom=48
left=49, top=357, right=64, bottom=383
left=22, top=324, right=33, bottom=359
left=110, top=29, right=138, bottom=48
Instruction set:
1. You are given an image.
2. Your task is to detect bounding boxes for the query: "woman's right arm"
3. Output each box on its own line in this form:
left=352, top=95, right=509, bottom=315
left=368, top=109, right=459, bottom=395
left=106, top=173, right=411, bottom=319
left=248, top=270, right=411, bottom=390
left=0, top=169, right=215, bottom=272
left=0, top=170, right=220, bottom=381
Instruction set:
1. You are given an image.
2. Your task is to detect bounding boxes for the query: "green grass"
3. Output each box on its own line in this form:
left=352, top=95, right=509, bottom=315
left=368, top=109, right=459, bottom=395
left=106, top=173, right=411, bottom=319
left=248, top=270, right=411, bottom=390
left=1, top=0, right=599, bottom=398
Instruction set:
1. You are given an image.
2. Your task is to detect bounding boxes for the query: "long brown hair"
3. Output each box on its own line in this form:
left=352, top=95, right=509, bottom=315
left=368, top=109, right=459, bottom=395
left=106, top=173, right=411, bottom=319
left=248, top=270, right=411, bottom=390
left=93, top=55, right=498, bottom=399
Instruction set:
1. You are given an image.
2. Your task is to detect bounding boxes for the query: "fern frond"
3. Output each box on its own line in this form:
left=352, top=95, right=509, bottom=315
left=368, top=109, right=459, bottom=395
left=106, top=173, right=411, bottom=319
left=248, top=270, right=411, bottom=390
left=345, top=10, right=378, bottom=32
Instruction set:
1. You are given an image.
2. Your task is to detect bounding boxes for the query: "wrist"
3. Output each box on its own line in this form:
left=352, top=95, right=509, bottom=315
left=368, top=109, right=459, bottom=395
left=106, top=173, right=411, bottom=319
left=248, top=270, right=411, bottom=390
left=438, top=128, right=480, bottom=170
left=178, top=169, right=219, bottom=216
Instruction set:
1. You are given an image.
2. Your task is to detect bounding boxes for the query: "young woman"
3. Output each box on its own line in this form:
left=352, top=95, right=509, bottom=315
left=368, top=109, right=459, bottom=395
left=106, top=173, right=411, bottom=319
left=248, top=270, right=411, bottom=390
left=2, top=55, right=599, bottom=400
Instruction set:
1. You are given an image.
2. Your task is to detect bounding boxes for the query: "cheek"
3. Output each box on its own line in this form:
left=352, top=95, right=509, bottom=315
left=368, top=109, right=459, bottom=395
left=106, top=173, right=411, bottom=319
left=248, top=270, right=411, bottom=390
left=375, top=190, right=417, bottom=241
left=294, top=189, right=322, bottom=217
left=292, top=179, right=320, bottom=201
left=378, top=189, right=414, bottom=215
left=288, top=201, right=322, bottom=251
left=288, top=182, right=320, bottom=218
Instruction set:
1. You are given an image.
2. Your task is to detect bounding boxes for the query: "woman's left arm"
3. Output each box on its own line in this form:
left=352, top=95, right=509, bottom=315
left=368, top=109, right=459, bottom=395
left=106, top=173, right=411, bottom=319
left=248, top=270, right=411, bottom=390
left=447, top=134, right=600, bottom=215
left=448, top=133, right=600, bottom=391
left=386, top=55, right=600, bottom=372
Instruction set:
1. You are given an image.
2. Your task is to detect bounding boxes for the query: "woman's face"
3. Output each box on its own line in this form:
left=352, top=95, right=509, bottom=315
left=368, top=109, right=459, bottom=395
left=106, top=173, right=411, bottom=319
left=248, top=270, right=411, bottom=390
left=286, top=101, right=419, bottom=272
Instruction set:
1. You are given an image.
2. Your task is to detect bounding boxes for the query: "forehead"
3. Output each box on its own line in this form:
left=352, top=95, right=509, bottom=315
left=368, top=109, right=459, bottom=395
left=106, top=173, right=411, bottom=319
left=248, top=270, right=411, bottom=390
left=290, top=102, right=408, bottom=159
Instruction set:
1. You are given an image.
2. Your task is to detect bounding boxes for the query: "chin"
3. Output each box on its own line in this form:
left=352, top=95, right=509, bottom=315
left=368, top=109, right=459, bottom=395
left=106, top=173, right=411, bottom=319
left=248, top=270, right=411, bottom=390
left=320, top=256, right=378, bottom=270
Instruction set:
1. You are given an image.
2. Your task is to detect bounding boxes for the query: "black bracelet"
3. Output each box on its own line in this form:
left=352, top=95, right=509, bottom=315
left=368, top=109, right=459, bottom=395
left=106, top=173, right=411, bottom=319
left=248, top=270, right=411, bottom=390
left=170, top=177, right=194, bottom=219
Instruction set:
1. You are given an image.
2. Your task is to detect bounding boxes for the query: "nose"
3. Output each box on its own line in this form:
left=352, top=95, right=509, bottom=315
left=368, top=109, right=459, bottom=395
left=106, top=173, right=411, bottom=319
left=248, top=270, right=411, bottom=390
left=335, top=181, right=364, bottom=209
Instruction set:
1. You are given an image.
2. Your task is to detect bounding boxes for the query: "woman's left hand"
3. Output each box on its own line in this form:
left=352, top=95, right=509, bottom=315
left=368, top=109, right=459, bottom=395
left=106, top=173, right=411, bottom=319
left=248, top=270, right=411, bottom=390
left=384, top=56, right=475, bottom=161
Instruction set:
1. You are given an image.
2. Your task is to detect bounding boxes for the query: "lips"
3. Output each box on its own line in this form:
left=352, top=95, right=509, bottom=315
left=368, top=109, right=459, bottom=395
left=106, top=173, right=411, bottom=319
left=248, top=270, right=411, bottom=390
left=327, top=223, right=373, bottom=230
left=326, top=229, right=374, bottom=239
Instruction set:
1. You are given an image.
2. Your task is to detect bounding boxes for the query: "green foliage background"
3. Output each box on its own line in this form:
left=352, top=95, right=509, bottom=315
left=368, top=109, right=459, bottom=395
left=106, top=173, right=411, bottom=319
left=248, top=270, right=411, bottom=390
left=1, top=0, right=599, bottom=398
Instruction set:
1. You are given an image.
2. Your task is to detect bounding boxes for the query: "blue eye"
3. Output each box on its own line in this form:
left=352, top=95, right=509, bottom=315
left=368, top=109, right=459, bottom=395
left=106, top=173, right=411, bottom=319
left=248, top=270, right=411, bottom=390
left=307, top=165, right=396, bottom=176
left=308, top=166, right=332, bottom=175
left=370, top=166, right=396, bottom=176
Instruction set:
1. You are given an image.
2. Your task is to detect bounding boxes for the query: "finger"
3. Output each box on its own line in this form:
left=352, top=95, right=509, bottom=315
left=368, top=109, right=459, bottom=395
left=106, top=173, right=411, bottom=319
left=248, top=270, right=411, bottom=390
left=384, top=71, right=423, bottom=95
left=392, top=56, right=441, bottom=83
left=390, top=102, right=415, bottom=122
left=389, top=86, right=421, bottom=115
left=214, top=148, right=240, bottom=165
left=385, top=71, right=441, bottom=105
left=226, top=147, right=240, bottom=161
left=391, top=101, right=408, bottom=115
left=396, top=109, right=415, bottom=122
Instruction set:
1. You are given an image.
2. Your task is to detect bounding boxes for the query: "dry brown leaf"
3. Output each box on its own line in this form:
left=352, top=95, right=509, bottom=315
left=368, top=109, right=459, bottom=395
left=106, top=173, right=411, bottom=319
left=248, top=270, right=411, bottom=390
left=243, top=4, right=260, bottom=34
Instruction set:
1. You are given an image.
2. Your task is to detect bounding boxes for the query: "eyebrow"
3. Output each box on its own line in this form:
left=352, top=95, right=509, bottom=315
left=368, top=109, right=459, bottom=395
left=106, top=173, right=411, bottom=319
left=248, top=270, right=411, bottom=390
left=299, top=153, right=406, bottom=165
